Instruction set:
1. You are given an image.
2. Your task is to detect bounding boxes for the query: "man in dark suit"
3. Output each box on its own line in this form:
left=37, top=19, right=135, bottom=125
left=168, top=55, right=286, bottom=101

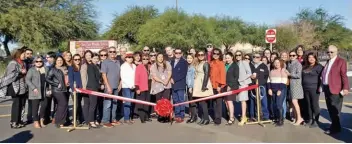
left=321, top=45, right=350, bottom=135
left=170, top=48, right=188, bottom=123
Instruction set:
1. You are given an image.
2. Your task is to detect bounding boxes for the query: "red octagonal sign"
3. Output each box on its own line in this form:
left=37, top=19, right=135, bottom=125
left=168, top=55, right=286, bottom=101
left=265, top=29, right=276, bottom=43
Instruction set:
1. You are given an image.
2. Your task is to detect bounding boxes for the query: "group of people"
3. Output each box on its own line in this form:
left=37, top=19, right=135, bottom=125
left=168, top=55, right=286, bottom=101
left=0, top=44, right=349, bottom=135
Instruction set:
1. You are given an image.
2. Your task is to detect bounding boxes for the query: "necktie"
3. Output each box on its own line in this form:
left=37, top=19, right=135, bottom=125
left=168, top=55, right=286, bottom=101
left=322, top=61, right=330, bottom=84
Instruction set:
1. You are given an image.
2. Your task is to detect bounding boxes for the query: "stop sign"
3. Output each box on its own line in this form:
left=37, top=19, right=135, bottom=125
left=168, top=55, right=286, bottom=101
left=265, top=29, right=276, bottom=43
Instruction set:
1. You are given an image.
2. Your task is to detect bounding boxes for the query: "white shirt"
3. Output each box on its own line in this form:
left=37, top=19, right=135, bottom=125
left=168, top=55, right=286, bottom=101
left=120, top=63, right=136, bottom=88
left=323, top=56, right=337, bottom=85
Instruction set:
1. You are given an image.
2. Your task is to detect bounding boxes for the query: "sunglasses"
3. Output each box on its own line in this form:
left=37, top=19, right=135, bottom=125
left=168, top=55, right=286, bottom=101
left=207, top=46, right=212, bottom=48
left=100, top=54, right=107, bottom=57
left=326, top=51, right=334, bottom=54
left=143, top=50, right=150, bottom=52
left=74, top=59, right=81, bottom=61
left=197, top=54, right=205, bottom=56
left=253, top=56, right=261, bottom=59
left=35, top=61, right=43, bottom=63
left=289, top=55, right=296, bottom=57
left=235, top=54, right=242, bottom=57
left=109, top=51, right=116, bottom=53
left=213, top=53, right=220, bottom=55
left=142, top=58, right=149, bottom=60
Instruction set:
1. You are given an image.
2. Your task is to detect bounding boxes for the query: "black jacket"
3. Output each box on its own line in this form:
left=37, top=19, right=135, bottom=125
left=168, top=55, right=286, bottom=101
left=46, top=67, right=67, bottom=92
left=86, top=64, right=101, bottom=91
left=249, top=62, right=269, bottom=86
left=202, top=62, right=210, bottom=91
left=226, top=63, right=240, bottom=89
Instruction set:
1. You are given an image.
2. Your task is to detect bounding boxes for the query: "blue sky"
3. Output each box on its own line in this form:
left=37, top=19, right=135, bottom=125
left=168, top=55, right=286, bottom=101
left=93, top=0, right=352, bottom=33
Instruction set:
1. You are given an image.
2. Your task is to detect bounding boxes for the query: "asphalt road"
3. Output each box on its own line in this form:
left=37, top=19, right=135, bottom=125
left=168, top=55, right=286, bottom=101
left=0, top=98, right=352, bottom=142
left=0, top=73, right=351, bottom=143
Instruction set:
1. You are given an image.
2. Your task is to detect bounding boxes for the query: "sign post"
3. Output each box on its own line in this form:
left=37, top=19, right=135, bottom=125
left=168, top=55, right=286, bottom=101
left=265, top=29, right=276, bottom=51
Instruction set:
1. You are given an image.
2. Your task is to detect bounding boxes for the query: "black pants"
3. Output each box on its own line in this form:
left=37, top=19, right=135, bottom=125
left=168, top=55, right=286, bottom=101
left=188, top=90, right=197, bottom=119
left=95, top=96, right=104, bottom=123
left=136, top=91, right=150, bottom=121
left=71, top=93, right=84, bottom=123
left=30, top=99, right=46, bottom=121
left=304, top=88, right=320, bottom=122
left=11, top=97, right=25, bottom=123
left=212, top=89, right=223, bottom=124
left=50, top=97, right=58, bottom=119
left=7, top=84, right=25, bottom=123
left=323, top=85, right=343, bottom=131
left=43, top=96, right=52, bottom=122
left=83, top=94, right=98, bottom=123
left=155, top=89, right=171, bottom=101
left=53, top=91, right=68, bottom=125
left=197, top=98, right=209, bottom=121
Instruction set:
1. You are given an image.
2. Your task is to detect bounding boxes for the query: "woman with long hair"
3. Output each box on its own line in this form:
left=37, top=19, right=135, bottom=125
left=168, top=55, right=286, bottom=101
left=46, top=56, right=69, bottom=128
left=287, top=50, right=305, bottom=125
left=0, top=49, right=27, bottom=128
left=268, top=58, right=288, bottom=126
left=133, top=51, right=142, bottom=65
left=209, top=48, right=226, bottom=125
left=25, top=56, right=49, bottom=128
left=280, top=51, right=290, bottom=120
left=63, top=51, right=72, bottom=66
left=83, top=53, right=101, bottom=128
left=302, top=52, right=323, bottom=128
left=224, top=52, right=239, bottom=125
left=150, top=53, right=172, bottom=122
left=295, top=45, right=305, bottom=63
left=234, top=50, right=252, bottom=126
left=121, top=52, right=136, bottom=124
left=186, top=54, right=197, bottom=123
left=193, top=50, right=213, bottom=125
left=135, top=54, right=151, bottom=123
left=68, top=54, right=84, bottom=124
left=263, top=49, right=271, bottom=61
left=261, top=56, right=270, bottom=71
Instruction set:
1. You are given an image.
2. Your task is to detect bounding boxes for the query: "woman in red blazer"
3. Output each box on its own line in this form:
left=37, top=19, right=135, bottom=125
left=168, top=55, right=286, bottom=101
left=135, top=54, right=151, bottom=123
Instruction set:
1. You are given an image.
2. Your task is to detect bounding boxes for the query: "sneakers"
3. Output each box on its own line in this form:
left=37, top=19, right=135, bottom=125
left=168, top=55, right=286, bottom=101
left=102, top=123, right=114, bottom=128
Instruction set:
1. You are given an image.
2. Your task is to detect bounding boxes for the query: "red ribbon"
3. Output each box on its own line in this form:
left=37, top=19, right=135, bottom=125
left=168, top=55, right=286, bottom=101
left=75, top=84, right=258, bottom=118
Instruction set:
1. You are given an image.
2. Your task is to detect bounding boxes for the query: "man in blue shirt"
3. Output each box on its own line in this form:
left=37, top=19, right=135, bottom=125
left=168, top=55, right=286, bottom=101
left=170, top=48, right=188, bottom=123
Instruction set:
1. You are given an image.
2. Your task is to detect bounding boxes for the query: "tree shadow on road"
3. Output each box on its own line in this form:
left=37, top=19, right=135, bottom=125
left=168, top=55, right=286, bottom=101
left=319, top=108, right=352, bottom=143
left=0, top=130, right=33, bottom=143
left=0, top=98, right=12, bottom=104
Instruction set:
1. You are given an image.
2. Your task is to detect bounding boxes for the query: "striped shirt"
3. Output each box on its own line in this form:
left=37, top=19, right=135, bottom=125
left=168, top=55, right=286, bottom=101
left=267, top=68, right=288, bottom=91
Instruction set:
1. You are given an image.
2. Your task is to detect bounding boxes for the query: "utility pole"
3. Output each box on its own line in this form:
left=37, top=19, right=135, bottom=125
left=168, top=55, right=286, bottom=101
left=176, top=0, right=178, bottom=12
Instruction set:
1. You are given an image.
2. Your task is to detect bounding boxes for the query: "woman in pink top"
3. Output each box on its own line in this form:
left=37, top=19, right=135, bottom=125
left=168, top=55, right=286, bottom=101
left=135, top=54, right=151, bottom=123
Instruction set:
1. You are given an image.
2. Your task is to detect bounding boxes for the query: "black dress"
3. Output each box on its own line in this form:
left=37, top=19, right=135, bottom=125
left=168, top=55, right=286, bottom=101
left=225, top=63, right=239, bottom=101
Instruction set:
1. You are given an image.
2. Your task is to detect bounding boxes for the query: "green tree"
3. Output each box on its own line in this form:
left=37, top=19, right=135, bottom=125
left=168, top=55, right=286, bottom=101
left=137, top=9, right=217, bottom=51
left=209, top=16, right=244, bottom=52
left=0, top=0, right=98, bottom=56
left=294, top=7, right=352, bottom=50
left=103, top=6, right=158, bottom=44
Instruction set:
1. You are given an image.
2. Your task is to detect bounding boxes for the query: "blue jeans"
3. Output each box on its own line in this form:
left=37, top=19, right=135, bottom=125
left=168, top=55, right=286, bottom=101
left=172, top=89, right=185, bottom=119
left=249, top=86, right=269, bottom=119
left=272, top=89, right=286, bottom=120
left=102, top=89, right=119, bottom=123
left=122, top=88, right=134, bottom=120
left=282, top=86, right=287, bottom=119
